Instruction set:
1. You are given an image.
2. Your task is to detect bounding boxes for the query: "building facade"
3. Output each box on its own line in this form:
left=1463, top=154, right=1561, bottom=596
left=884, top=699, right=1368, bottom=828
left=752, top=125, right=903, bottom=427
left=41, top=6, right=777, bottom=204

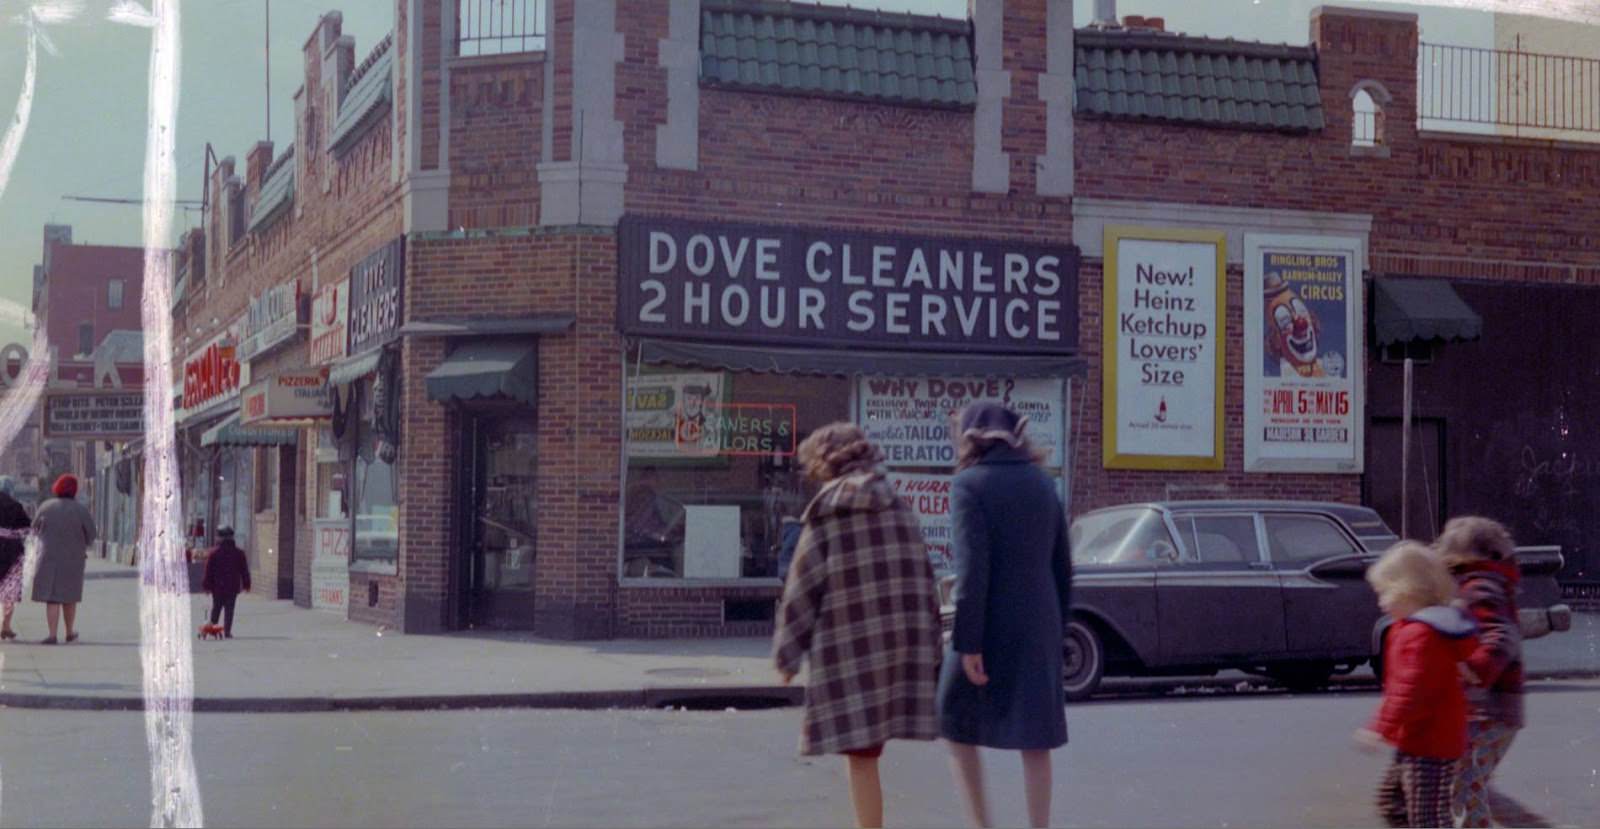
left=171, top=1, right=1600, bottom=637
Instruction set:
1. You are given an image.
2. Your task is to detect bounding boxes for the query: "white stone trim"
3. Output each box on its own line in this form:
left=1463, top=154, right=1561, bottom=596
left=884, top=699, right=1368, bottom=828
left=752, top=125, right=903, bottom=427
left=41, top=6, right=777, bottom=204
left=655, top=0, right=700, bottom=171
left=1037, top=0, right=1074, bottom=197
left=538, top=161, right=628, bottom=226
left=1072, top=198, right=1373, bottom=265
left=971, top=0, right=1009, bottom=194
left=403, top=169, right=451, bottom=233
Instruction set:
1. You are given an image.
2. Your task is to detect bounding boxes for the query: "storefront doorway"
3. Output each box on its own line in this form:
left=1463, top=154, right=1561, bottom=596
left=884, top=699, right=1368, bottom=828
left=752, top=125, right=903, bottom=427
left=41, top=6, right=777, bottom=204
left=457, top=409, right=538, bottom=630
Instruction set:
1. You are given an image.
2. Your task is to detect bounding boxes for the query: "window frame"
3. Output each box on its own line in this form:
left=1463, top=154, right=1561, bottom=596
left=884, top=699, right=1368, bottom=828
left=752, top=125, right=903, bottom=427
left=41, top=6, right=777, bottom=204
left=77, top=322, right=94, bottom=357
left=1260, top=511, right=1364, bottom=566
left=350, top=378, right=399, bottom=566
left=1170, top=511, right=1269, bottom=566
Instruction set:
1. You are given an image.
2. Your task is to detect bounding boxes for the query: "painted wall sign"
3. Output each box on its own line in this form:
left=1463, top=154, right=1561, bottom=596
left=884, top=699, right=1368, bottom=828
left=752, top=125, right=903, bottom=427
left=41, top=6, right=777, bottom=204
left=180, top=319, right=248, bottom=420
left=309, top=279, right=350, bottom=367
left=238, top=279, right=306, bottom=363
left=1102, top=226, right=1226, bottom=470
left=311, top=519, right=350, bottom=613
left=347, top=238, right=405, bottom=356
left=42, top=391, right=145, bottom=439
left=1244, top=234, right=1364, bottom=473
left=857, top=376, right=1065, bottom=468
left=618, top=216, right=1080, bottom=354
left=240, top=367, right=333, bottom=425
left=626, top=371, right=729, bottom=460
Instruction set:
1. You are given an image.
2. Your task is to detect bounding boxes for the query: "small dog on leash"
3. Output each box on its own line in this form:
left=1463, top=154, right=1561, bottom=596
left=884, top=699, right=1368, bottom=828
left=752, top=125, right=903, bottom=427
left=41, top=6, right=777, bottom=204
left=197, top=624, right=225, bottom=640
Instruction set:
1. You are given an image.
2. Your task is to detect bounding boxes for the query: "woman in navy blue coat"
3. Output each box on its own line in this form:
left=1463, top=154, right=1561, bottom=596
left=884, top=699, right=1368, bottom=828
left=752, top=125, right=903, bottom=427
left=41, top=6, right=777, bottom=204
left=937, top=403, right=1072, bottom=829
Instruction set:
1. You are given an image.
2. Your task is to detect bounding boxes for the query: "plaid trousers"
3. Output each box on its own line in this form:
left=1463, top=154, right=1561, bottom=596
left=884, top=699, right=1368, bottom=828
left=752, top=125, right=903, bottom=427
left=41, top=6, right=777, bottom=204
left=1376, top=752, right=1457, bottom=828
left=1453, top=720, right=1519, bottom=828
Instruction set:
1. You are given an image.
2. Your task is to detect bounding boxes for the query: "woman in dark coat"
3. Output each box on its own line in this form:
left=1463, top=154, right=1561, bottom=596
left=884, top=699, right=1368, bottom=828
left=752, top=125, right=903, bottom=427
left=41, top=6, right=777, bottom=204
left=0, top=476, right=31, bottom=640
left=937, top=403, right=1072, bottom=829
left=31, top=474, right=96, bottom=644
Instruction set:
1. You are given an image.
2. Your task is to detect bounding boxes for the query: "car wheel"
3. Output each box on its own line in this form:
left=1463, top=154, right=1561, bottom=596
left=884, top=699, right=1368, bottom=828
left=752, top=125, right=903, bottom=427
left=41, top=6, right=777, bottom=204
left=1267, top=661, right=1337, bottom=692
left=1062, top=620, right=1105, bottom=701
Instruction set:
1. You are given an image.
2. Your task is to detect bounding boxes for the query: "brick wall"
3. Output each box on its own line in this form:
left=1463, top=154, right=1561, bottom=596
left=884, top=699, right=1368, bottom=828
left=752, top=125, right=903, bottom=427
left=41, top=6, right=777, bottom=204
left=448, top=55, right=546, bottom=228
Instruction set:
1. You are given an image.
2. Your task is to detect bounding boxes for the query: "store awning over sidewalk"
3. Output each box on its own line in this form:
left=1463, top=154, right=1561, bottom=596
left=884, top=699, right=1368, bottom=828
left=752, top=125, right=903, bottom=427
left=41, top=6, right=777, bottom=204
left=328, top=349, right=383, bottom=386
left=1373, top=278, right=1483, bottom=346
left=635, top=339, right=1087, bottom=379
left=424, top=341, right=539, bottom=406
left=199, top=413, right=299, bottom=448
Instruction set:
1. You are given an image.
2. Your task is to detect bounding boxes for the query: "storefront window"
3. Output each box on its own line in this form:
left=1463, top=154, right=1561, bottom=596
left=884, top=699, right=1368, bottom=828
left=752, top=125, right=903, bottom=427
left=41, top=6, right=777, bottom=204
left=623, top=368, right=842, bottom=580
left=315, top=426, right=346, bottom=520
left=353, top=380, right=398, bottom=562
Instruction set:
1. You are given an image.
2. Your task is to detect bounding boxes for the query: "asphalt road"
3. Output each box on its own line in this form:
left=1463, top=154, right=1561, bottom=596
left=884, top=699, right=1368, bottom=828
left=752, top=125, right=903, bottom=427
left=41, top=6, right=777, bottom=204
left=2, top=680, right=1596, bottom=828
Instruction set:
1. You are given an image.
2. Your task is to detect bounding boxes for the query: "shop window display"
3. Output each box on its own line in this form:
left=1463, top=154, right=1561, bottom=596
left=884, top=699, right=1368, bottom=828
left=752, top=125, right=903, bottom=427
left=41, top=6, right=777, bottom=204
left=623, top=369, right=843, bottom=581
left=352, top=380, right=398, bottom=563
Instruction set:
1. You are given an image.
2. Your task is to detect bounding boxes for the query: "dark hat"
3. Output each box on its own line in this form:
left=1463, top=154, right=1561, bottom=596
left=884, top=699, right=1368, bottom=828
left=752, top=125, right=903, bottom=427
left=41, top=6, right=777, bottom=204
left=957, top=402, right=1028, bottom=447
left=1263, top=272, right=1291, bottom=299
left=216, top=527, right=235, bottom=540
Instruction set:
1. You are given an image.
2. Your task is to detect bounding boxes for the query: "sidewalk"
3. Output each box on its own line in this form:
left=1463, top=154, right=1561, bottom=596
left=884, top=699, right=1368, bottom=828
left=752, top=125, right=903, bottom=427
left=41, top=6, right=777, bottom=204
left=0, top=559, right=800, bottom=712
left=2, top=558, right=1596, bottom=712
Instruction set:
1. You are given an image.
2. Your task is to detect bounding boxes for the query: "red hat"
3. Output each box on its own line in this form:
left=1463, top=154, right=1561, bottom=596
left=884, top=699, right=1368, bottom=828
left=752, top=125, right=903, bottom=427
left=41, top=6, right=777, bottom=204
left=52, top=474, right=78, bottom=499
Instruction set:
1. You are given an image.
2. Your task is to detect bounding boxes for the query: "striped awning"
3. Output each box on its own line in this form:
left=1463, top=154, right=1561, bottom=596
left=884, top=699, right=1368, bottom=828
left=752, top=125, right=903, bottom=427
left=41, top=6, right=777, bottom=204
left=200, top=413, right=299, bottom=447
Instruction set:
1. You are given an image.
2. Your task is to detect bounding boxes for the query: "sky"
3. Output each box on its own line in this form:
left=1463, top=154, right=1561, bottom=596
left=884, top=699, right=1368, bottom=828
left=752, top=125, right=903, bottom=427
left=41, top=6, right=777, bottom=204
left=0, top=0, right=1581, bottom=348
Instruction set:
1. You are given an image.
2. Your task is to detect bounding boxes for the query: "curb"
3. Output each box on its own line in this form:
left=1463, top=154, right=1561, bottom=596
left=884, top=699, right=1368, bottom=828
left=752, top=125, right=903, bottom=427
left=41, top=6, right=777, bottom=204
left=4, top=669, right=1596, bottom=713
left=0, top=685, right=807, bottom=714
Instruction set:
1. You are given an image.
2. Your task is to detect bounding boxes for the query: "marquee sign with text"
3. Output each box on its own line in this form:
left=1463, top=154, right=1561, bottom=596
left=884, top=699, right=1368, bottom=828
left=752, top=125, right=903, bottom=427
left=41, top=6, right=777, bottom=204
left=618, top=216, right=1079, bottom=354
left=347, top=238, right=405, bottom=357
left=43, top=391, right=145, bottom=440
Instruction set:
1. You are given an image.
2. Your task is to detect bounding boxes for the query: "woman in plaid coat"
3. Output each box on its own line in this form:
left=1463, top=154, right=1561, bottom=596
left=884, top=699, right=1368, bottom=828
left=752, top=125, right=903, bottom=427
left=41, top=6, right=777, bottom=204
left=774, top=422, right=943, bottom=829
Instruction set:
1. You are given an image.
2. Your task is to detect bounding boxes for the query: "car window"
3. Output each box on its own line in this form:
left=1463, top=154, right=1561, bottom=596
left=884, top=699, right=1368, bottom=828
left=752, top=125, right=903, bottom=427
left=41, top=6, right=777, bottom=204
left=1070, top=508, right=1178, bottom=566
left=1263, top=514, right=1361, bottom=564
left=1173, top=515, right=1260, bottom=564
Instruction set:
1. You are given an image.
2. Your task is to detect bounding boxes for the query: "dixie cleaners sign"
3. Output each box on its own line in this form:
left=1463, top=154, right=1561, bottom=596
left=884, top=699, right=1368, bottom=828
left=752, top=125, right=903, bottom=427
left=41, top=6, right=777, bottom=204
left=618, top=216, right=1078, bottom=354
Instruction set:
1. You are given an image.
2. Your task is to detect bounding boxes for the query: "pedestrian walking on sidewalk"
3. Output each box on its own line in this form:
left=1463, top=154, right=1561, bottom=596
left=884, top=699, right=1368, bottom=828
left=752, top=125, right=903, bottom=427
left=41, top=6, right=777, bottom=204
left=30, top=474, right=95, bottom=645
left=200, top=527, right=251, bottom=638
left=773, top=423, right=942, bottom=829
left=1432, top=516, right=1526, bottom=828
left=936, top=403, right=1071, bottom=829
left=0, top=476, right=32, bottom=641
left=1356, top=542, right=1478, bottom=828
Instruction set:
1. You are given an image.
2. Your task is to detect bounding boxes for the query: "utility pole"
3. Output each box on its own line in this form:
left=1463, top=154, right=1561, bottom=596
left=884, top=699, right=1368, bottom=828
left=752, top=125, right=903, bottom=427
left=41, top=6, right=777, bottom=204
left=265, top=0, right=271, bottom=143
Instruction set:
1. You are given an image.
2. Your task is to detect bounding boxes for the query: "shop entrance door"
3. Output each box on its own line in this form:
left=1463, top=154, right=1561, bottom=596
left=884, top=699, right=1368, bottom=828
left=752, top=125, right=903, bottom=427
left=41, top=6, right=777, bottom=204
left=458, top=411, right=538, bottom=630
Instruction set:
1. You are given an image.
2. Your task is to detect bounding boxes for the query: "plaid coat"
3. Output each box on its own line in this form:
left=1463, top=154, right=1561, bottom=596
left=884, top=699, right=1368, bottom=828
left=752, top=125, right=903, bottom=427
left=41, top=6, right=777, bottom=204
left=773, top=471, right=943, bottom=756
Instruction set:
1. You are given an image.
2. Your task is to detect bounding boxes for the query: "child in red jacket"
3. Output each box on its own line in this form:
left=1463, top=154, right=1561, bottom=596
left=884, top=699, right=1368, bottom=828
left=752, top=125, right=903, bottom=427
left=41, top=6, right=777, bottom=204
left=1356, top=541, right=1478, bottom=828
left=1433, top=516, right=1524, bottom=827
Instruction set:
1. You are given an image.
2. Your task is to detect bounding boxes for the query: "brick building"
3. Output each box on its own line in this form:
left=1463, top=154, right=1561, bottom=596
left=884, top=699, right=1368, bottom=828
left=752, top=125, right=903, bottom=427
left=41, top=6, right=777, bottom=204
left=172, top=0, right=1600, bottom=638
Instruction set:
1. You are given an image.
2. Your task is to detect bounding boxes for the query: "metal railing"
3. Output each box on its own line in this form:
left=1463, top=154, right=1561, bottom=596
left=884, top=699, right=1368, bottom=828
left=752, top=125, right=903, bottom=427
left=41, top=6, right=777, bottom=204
left=1419, top=42, right=1600, bottom=139
left=456, top=0, right=547, bottom=57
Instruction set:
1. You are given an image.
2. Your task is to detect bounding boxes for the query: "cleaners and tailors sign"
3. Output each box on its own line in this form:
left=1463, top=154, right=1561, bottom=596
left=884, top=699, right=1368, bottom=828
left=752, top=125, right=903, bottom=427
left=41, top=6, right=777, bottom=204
left=1102, top=226, right=1225, bottom=470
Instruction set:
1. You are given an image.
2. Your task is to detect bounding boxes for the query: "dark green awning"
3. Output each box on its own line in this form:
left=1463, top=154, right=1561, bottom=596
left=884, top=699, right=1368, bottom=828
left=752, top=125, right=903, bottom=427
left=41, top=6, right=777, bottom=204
left=1373, top=278, right=1483, bottom=346
left=424, top=341, right=539, bottom=406
left=200, top=414, right=299, bottom=447
left=637, top=339, right=1086, bottom=379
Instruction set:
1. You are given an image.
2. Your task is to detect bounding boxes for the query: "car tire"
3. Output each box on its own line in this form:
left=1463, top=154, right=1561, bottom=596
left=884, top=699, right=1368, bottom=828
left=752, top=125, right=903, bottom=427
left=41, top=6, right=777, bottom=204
left=1267, top=661, right=1337, bottom=692
left=1062, top=620, right=1105, bottom=702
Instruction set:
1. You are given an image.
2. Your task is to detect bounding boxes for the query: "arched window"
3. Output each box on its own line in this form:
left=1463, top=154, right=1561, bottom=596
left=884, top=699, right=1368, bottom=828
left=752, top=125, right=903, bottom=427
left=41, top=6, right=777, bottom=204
left=1353, top=89, right=1380, bottom=147
left=1349, top=80, right=1393, bottom=155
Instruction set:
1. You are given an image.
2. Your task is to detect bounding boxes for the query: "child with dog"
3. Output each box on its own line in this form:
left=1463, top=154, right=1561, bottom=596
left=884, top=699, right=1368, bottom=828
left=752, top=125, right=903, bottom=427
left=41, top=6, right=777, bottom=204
left=199, top=527, right=250, bottom=639
left=1355, top=541, right=1479, bottom=828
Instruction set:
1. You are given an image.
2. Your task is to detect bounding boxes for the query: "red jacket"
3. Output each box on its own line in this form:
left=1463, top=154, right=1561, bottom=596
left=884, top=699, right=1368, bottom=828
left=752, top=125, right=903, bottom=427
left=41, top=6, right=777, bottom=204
left=1370, top=606, right=1478, bottom=759
left=1455, top=559, right=1524, bottom=726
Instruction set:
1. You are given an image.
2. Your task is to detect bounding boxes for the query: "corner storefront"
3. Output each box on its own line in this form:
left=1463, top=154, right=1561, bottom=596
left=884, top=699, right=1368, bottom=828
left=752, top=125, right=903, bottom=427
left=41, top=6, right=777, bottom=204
left=610, top=216, right=1084, bottom=634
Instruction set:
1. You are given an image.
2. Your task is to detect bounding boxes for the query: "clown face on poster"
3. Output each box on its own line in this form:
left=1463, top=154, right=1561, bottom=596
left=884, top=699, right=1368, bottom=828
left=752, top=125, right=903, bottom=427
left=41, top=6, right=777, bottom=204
left=1244, top=234, right=1364, bottom=473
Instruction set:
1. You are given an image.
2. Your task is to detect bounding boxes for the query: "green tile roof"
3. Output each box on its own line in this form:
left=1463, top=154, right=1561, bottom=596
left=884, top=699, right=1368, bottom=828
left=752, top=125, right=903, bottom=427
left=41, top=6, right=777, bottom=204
left=700, top=0, right=975, bottom=107
left=1075, top=30, right=1325, bottom=133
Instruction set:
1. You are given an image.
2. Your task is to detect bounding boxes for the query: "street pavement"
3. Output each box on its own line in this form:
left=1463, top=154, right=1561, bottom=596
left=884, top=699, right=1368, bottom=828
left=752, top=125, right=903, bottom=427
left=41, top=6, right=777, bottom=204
left=0, top=557, right=1597, bottom=710
left=1, top=680, right=1596, bottom=828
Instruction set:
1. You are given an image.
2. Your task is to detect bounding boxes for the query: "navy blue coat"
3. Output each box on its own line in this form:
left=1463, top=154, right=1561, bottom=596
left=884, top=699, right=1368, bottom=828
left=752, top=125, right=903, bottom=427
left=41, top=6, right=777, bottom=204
left=936, top=445, right=1072, bottom=750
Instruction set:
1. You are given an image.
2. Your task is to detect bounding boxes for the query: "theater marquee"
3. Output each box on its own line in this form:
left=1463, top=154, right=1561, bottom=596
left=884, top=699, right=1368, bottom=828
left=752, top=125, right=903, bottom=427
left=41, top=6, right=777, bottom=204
left=617, top=216, right=1079, bottom=354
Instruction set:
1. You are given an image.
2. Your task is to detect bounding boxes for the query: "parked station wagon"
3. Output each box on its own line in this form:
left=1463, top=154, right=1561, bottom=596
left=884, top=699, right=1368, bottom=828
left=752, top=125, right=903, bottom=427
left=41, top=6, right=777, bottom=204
left=938, top=500, right=1566, bottom=700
